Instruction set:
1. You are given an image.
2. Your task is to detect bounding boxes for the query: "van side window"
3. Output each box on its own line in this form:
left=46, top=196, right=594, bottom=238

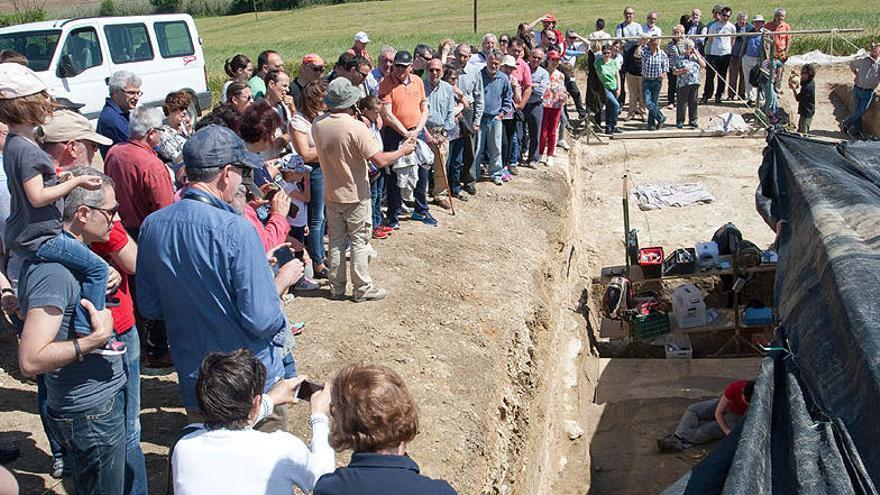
left=155, top=21, right=195, bottom=58
left=59, top=27, right=102, bottom=74
left=104, top=24, right=154, bottom=64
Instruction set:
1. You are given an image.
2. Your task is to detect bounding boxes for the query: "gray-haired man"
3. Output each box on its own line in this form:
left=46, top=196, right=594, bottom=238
left=97, top=70, right=142, bottom=156
left=103, top=106, right=174, bottom=239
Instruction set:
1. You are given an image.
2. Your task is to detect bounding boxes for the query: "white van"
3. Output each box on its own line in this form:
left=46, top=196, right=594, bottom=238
left=0, top=14, right=211, bottom=120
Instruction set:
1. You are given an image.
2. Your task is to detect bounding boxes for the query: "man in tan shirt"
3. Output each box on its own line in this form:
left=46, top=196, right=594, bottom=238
left=311, top=78, right=415, bottom=302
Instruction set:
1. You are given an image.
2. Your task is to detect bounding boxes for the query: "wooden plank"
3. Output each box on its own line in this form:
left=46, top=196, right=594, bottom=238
left=610, top=128, right=769, bottom=140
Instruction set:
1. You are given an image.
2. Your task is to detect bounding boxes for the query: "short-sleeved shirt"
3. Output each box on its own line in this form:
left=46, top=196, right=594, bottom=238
left=3, top=134, right=62, bottom=255
left=103, top=140, right=175, bottom=231
left=311, top=112, right=382, bottom=203
left=249, top=74, right=267, bottom=100
left=91, top=221, right=135, bottom=334
left=851, top=55, right=880, bottom=90
left=378, top=75, right=426, bottom=130
left=723, top=380, right=750, bottom=416
left=595, top=57, right=619, bottom=91
left=18, top=261, right=125, bottom=413
left=677, top=57, right=701, bottom=87
left=528, top=66, right=550, bottom=104
left=706, top=22, right=736, bottom=56
left=290, top=112, right=315, bottom=149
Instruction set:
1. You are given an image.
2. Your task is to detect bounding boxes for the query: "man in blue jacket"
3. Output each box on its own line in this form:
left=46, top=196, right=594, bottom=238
left=136, top=125, right=289, bottom=430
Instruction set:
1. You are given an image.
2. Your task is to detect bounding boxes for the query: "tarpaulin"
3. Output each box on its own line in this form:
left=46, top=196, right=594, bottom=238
left=666, top=131, right=880, bottom=494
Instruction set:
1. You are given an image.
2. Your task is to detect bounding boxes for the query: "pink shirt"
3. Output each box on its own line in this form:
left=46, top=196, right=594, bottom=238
left=510, top=58, right=533, bottom=103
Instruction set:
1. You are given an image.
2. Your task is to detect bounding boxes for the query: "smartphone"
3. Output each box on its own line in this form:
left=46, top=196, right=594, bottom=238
left=274, top=246, right=296, bottom=267
left=295, top=379, right=325, bottom=401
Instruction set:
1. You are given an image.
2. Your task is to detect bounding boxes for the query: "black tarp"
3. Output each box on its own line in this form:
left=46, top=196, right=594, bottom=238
left=665, top=131, right=880, bottom=494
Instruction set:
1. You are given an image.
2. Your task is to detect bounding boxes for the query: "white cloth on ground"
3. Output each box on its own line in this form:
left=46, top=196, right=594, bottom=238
left=706, top=112, right=750, bottom=133
left=630, top=182, right=715, bottom=210
left=787, top=49, right=866, bottom=66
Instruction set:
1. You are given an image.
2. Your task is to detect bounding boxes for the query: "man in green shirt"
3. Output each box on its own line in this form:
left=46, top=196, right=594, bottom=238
left=595, top=45, right=622, bottom=133
left=249, top=50, right=284, bottom=100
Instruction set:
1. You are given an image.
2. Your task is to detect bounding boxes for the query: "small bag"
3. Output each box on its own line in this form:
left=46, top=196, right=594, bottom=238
left=736, top=240, right=763, bottom=268
left=712, top=222, right=743, bottom=256
left=602, top=276, right=633, bottom=319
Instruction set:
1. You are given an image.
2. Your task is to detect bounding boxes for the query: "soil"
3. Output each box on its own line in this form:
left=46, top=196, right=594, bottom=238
left=0, top=60, right=864, bottom=495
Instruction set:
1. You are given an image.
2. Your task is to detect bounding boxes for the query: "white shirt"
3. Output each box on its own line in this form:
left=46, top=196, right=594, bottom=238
left=707, top=22, right=736, bottom=56
left=588, top=30, right=612, bottom=52
left=469, top=52, right=488, bottom=71
left=643, top=24, right=662, bottom=37
left=172, top=416, right=334, bottom=495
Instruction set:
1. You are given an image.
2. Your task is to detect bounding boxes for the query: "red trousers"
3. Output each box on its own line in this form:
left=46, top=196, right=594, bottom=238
left=539, top=106, right=562, bottom=157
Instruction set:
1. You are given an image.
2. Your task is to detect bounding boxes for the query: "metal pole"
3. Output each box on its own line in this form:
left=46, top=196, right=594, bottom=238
left=473, top=0, right=477, bottom=34
left=606, top=27, right=863, bottom=42
left=623, top=175, right=630, bottom=269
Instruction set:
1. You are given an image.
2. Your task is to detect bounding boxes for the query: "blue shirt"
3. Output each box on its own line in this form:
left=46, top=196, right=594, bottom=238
left=528, top=66, right=549, bottom=104
left=640, top=47, right=669, bottom=79
left=96, top=97, right=130, bottom=157
left=732, top=24, right=756, bottom=56
left=136, top=188, right=286, bottom=410
left=745, top=34, right=763, bottom=58
left=480, top=68, right=513, bottom=119
left=314, top=453, right=457, bottom=495
left=424, top=79, right=457, bottom=131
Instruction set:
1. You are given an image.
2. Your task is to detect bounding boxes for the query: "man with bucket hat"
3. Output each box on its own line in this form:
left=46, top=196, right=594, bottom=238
left=312, top=78, right=416, bottom=302
left=136, top=125, right=291, bottom=430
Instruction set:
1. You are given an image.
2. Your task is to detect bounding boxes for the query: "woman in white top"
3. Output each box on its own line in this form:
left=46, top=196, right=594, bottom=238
left=172, top=349, right=334, bottom=495
left=220, top=54, right=252, bottom=104
left=291, top=80, right=329, bottom=279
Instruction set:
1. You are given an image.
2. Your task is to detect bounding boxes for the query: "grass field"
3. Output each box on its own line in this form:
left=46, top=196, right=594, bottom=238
left=195, top=0, right=879, bottom=95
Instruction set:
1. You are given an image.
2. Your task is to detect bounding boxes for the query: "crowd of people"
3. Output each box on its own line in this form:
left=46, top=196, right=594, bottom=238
left=0, top=5, right=877, bottom=494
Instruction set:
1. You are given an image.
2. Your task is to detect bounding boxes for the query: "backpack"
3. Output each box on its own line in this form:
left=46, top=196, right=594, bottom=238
left=749, top=64, right=770, bottom=88
left=736, top=240, right=763, bottom=268
left=712, top=223, right=743, bottom=256
left=603, top=276, right=633, bottom=319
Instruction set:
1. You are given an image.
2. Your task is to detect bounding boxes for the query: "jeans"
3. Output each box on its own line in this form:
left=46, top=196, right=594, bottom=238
left=511, top=121, right=523, bottom=165
left=37, top=375, right=65, bottom=463
left=762, top=82, right=777, bottom=116
left=382, top=128, right=406, bottom=223
left=642, top=78, right=663, bottom=127
left=502, top=119, right=517, bottom=167
left=414, top=166, right=429, bottom=214
left=604, top=89, right=621, bottom=130
left=474, top=115, right=503, bottom=180
left=370, top=173, right=385, bottom=228
left=523, top=101, right=544, bottom=163
left=676, top=84, right=700, bottom=125
left=305, top=166, right=325, bottom=270
left=447, top=136, right=466, bottom=195
left=703, top=54, right=731, bottom=100
left=119, top=327, right=148, bottom=495
left=674, top=398, right=743, bottom=445
left=35, top=231, right=108, bottom=335
left=326, top=199, right=373, bottom=297
left=48, top=392, right=127, bottom=494
left=539, top=107, right=562, bottom=157
left=843, top=86, right=875, bottom=133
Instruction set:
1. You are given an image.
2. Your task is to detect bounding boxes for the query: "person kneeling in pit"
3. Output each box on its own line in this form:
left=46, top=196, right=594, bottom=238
left=658, top=379, right=755, bottom=452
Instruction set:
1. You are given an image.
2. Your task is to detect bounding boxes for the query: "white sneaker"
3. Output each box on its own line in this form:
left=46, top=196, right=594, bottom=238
left=546, top=156, right=555, bottom=167
left=557, top=140, right=570, bottom=150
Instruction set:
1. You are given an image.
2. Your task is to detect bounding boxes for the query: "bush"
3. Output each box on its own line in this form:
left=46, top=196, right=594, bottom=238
left=0, top=7, right=46, bottom=28
left=99, top=0, right=115, bottom=16
left=151, top=0, right=181, bottom=13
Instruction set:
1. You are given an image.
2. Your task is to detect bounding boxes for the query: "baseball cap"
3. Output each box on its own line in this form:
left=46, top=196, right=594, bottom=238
left=546, top=50, right=562, bottom=60
left=752, top=15, right=765, bottom=22
left=500, top=55, right=517, bottom=68
left=543, top=14, right=557, bottom=23
left=324, top=78, right=361, bottom=110
left=0, top=62, right=47, bottom=99
left=354, top=31, right=370, bottom=44
left=183, top=125, right=261, bottom=170
left=302, top=54, right=325, bottom=67
left=393, top=50, right=413, bottom=66
left=54, top=97, right=85, bottom=112
left=38, top=109, right=112, bottom=145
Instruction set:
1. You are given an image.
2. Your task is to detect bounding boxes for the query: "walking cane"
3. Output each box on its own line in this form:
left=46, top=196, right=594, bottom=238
left=439, top=147, right=455, bottom=216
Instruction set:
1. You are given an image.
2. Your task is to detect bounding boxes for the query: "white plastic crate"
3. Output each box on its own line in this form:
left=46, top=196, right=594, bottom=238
left=665, top=334, right=693, bottom=359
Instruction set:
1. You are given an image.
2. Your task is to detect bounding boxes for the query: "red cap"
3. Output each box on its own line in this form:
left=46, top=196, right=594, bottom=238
left=301, top=54, right=324, bottom=66
left=546, top=50, right=562, bottom=60
left=543, top=14, right=557, bottom=23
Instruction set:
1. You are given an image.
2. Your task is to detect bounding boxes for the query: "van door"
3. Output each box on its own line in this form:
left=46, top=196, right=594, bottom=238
left=102, top=22, right=165, bottom=108
left=152, top=18, right=209, bottom=111
left=53, top=26, right=111, bottom=119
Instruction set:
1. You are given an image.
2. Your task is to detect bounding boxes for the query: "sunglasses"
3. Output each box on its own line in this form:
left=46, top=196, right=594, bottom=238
left=86, top=203, right=120, bottom=220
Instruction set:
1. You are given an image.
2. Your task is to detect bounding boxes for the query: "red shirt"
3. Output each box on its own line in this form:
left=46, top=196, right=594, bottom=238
left=91, top=221, right=135, bottom=334
left=723, top=380, right=750, bottom=416
left=104, top=140, right=174, bottom=231
left=243, top=204, right=290, bottom=253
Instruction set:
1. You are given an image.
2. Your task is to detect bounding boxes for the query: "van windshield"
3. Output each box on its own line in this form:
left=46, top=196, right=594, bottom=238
left=0, top=30, right=61, bottom=72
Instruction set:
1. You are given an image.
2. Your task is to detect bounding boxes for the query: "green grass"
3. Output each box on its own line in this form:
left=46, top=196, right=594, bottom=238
left=196, top=0, right=879, bottom=97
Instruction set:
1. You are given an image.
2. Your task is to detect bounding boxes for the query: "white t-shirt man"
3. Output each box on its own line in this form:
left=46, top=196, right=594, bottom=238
left=707, top=21, right=736, bottom=56
left=172, top=415, right=335, bottom=495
